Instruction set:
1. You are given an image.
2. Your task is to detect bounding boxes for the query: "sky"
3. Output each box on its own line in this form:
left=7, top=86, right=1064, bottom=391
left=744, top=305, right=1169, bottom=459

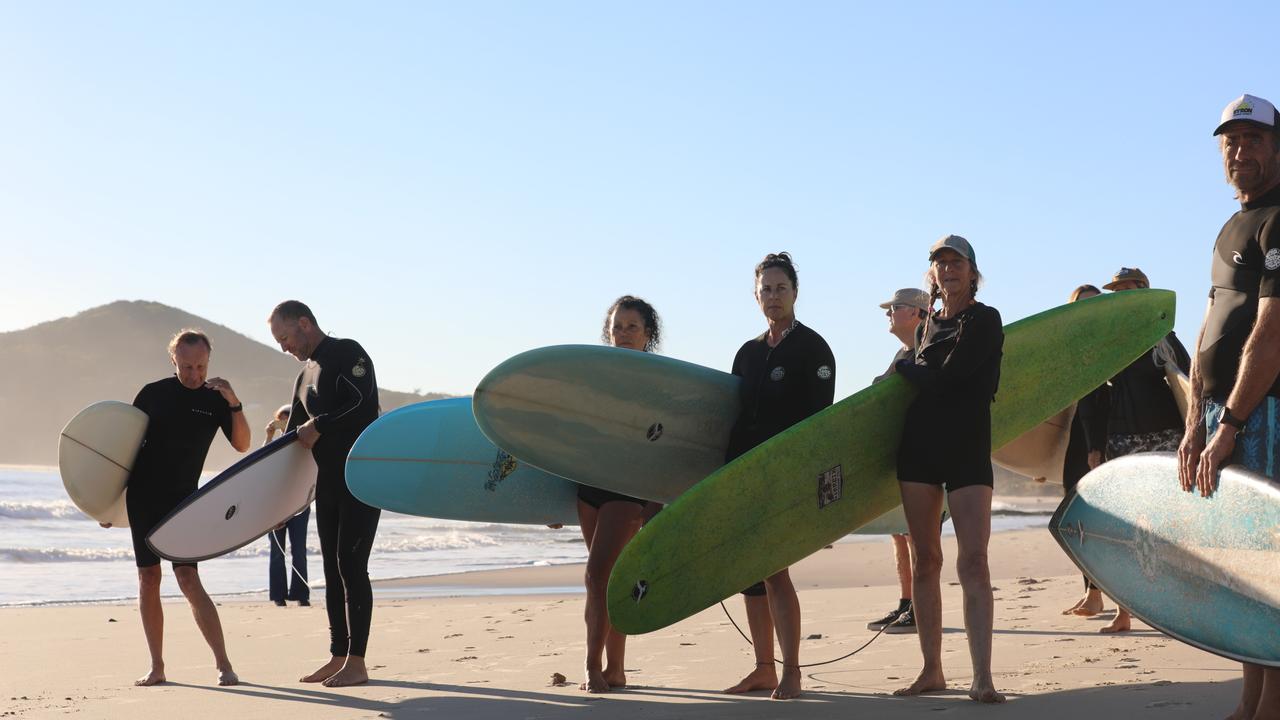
left=1, top=2, right=1275, bottom=399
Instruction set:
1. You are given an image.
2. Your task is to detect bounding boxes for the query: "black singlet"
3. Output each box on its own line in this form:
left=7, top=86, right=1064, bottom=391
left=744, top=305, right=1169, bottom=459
left=896, top=303, right=1003, bottom=488
left=1199, top=182, right=1280, bottom=401
left=726, top=322, right=836, bottom=462
left=1104, top=333, right=1190, bottom=436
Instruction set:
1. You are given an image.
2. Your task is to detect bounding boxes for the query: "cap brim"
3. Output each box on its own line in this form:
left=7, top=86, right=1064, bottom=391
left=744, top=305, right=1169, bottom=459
left=1102, top=281, right=1122, bottom=290
left=1213, top=118, right=1275, bottom=136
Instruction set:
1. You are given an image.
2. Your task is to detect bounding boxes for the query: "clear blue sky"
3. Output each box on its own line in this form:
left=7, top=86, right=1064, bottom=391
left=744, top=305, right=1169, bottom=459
left=2, top=2, right=1275, bottom=398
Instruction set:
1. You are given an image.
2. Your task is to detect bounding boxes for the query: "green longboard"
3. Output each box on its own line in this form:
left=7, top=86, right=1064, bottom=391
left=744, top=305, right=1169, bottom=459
left=606, top=290, right=1176, bottom=634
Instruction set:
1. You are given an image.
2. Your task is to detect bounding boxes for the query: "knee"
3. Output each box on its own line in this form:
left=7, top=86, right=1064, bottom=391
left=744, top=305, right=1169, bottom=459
left=913, top=551, right=943, bottom=578
left=137, top=566, right=162, bottom=590
left=174, top=567, right=202, bottom=595
left=956, top=551, right=991, bottom=584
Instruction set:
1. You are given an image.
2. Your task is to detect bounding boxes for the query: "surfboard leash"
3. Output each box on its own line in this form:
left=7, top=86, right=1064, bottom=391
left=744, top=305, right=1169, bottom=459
left=718, top=601, right=895, bottom=668
left=270, top=528, right=314, bottom=592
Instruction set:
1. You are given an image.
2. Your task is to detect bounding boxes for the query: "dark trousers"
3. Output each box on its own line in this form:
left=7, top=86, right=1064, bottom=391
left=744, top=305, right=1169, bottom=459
left=316, top=465, right=381, bottom=658
left=269, top=507, right=311, bottom=602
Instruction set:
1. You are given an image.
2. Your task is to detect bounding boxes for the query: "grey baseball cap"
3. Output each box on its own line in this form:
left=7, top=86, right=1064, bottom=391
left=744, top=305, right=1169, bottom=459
left=879, top=288, right=931, bottom=310
left=928, top=234, right=976, bottom=264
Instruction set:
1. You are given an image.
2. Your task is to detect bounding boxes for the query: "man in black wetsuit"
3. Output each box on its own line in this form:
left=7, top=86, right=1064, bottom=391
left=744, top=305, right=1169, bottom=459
left=267, top=300, right=381, bottom=688
left=114, top=329, right=250, bottom=687
left=1179, top=93, right=1280, bottom=720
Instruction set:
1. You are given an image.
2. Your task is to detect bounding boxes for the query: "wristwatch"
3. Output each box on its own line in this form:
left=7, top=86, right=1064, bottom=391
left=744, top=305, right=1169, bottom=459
left=228, top=403, right=243, bottom=413
left=1220, top=407, right=1246, bottom=435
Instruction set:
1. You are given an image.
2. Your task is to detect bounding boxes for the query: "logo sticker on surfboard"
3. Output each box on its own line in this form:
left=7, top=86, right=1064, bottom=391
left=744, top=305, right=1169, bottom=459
left=817, top=465, right=843, bottom=509
left=486, top=450, right=518, bottom=492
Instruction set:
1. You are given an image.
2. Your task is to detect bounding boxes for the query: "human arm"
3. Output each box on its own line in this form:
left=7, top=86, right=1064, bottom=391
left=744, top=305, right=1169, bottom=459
left=205, top=377, right=251, bottom=452
left=306, top=340, right=377, bottom=439
left=1178, top=318, right=1209, bottom=493
left=1194, top=297, right=1280, bottom=496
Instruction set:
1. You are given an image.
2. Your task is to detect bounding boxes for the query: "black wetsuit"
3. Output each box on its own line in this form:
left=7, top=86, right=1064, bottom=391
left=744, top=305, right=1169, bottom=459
left=896, top=303, right=1004, bottom=491
left=289, top=336, right=381, bottom=658
left=727, top=321, right=836, bottom=595
left=127, top=376, right=233, bottom=568
left=1200, top=182, right=1280, bottom=402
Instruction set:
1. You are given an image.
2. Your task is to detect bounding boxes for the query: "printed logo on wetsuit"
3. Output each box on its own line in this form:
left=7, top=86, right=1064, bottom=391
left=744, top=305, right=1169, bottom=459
left=1232, top=251, right=1246, bottom=266
left=352, top=357, right=368, bottom=378
left=191, top=408, right=213, bottom=416
left=816, top=365, right=832, bottom=380
left=1266, top=249, right=1280, bottom=271
left=770, top=366, right=786, bottom=381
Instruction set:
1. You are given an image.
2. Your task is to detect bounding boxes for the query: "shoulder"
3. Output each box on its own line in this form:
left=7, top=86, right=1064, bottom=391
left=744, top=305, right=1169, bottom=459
left=967, top=303, right=1003, bottom=327
left=793, top=324, right=834, bottom=356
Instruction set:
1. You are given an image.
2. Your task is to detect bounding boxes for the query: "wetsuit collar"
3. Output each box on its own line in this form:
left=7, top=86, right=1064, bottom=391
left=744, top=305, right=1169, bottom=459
left=308, top=335, right=333, bottom=362
left=1242, top=180, right=1280, bottom=210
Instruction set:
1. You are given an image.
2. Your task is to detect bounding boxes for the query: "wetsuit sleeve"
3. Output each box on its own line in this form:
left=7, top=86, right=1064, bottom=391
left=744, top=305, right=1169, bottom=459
left=284, top=371, right=307, bottom=432
left=1075, top=384, right=1110, bottom=454
left=895, top=307, right=1003, bottom=391
left=312, top=341, right=377, bottom=436
left=804, top=334, right=836, bottom=413
left=1259, top=214, right=1280, bottom=298
left=131, top=385, right=152, bottom=415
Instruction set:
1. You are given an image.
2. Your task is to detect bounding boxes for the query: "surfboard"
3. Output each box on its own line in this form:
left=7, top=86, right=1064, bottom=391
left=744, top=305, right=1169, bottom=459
left=991, top=404, right=1076, bottom=485
left=606, top=289, right=1178, bottom=634
left=1051, top=452, right=1279, bottom=667
left=474, top=346, right=944, bottom=533
left=346, top=398, right=580, bottom=525
left=146, top=432, right=317, bottom=563
left=57, top=401, right=149, bottom=527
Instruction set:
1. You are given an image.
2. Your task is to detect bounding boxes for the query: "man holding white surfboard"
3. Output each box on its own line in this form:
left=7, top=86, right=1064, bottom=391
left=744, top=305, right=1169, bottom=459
left=268, top=300, right=382, bottom=688
left=1180, top=93, right=1280, bottom=720
left=115, top=329, right=250, bottom=687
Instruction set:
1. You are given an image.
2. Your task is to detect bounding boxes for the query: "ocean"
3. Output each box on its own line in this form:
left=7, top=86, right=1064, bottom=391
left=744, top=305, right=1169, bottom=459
left=0, top=466, right=1055, bottom=606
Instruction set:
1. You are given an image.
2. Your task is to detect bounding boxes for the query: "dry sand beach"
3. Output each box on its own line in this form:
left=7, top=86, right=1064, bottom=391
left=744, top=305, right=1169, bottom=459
left=0, top=528, right=1240, bottom=719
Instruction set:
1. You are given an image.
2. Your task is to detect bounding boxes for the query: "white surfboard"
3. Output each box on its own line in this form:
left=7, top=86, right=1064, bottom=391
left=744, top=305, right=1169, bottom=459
left=146, top=431, right=317, bottom=563
left=991, top=404, right=1076, bottom=485
left=58, top=401, right=149, bottom=527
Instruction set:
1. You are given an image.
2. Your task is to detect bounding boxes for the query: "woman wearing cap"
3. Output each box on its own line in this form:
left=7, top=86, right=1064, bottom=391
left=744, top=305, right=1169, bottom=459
left=723, top=252, right=835, bottom=700
left=1091, top=268, right=1190, bottom=633
left=576, top=295, right=663, bottom=693
left=865, top=287, right=931, bottom=636
left=893, top=235, right=1005, bottom=704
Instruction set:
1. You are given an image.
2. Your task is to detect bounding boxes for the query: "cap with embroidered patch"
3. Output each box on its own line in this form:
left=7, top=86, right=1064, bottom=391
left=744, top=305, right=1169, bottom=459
left=1213, top=94, right=1278, bottom=136
left=878, top=288, right=931, bottom=311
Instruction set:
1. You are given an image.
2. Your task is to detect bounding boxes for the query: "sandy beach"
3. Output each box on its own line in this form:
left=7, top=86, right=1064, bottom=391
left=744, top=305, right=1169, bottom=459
left=0, top=526, right=1242, bottom=719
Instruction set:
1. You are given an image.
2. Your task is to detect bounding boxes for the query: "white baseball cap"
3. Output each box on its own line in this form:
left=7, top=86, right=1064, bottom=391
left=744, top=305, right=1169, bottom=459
left=1213, top=94, right=1278, bottom=136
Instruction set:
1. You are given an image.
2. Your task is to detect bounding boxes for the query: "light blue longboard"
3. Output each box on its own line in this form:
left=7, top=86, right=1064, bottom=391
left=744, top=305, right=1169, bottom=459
left=1051, top=452, right=1280, bottom=667
left=473, top=345, right=940, bottom=533
left=346, top=398, right=580, bottom=526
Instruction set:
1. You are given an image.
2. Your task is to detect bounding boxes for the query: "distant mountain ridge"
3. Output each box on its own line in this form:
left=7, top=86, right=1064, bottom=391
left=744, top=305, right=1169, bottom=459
left=0, top=300, right=446, bottom=469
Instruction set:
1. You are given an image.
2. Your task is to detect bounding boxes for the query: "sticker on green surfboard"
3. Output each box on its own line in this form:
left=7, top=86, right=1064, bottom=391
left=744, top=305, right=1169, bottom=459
left=606, top=289, right=1177, bottom=634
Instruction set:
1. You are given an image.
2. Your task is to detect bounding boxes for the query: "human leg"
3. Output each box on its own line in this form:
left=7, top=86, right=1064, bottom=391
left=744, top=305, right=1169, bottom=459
left=300, top=492, right=345, bottom=683
left=948, top=485, right=1004, bottom=703
left=321, top=494, right=381, bottom=688
left=269, top=526, right=287, bottom=605
left=136, top=565, right=166, bottom=686
left=764, top=568, right=802, bottom=700
left=579, top=499, right=643, bottom=692
left=724, top=585, right=777, bottom=693
left=287, top=508, right=311, bottom=602
left=893, top=481, right=947, bottom=696
left=174, top=564, right=238, bottom=685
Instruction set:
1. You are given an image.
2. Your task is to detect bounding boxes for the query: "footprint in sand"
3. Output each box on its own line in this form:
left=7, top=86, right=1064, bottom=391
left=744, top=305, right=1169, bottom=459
left=444, top=633, right=463, bottom=638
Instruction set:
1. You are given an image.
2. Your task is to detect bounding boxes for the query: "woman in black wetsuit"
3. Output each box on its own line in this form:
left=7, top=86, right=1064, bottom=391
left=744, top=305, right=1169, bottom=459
left=723, top=252, right=835, bottom=701
left=892, top=235, right=1005, bottom=704
left=576, top=295, right=662, bottom=693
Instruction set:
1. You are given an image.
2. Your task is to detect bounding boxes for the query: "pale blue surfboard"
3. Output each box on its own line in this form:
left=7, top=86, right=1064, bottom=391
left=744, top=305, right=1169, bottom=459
left=1051, top=452, right=1280, bottom=667
left=346, top=398, right=580, bottom=526
left=473, top=344, right=942, bottom=533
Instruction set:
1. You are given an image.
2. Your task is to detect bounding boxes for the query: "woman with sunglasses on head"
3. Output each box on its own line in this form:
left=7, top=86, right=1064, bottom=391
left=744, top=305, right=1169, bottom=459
left=892, top=235, right=1005, bottom=704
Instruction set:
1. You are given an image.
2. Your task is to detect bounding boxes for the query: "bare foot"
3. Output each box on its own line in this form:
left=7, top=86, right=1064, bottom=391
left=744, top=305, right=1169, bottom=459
left=893, top=668, right=947, bottom=696
left=1072, top=592, right=1104, bottom=617
left=771, top=665, right=802, bottom=700
left=322, top=657, right=369, bottom=688
left=581, top=668, right=611, bottom=693
left=134, top=668, right=166, bottom=686
left=724, top=663, right=778, bottom=693
left=217, top=669, right=239, bottom=686
left=969, top=679, right=1006, bottom=703
left=603, top=666, right=627, bottom=689
left=1061, top=597, right=1084, bottom=615
left=300, top=656, right=346, bottom=683
left=1100, top=609, right=1131, bottom=634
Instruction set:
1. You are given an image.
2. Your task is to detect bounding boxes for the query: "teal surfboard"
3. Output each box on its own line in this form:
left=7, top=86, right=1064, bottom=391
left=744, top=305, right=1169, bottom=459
left=607, top=289, right=1177, bottom=633
left=474, top=346, right=944, bottom=532
left=346, top=398, right=580, bottom=526
left=1051, top=453, right=1280, bottom=667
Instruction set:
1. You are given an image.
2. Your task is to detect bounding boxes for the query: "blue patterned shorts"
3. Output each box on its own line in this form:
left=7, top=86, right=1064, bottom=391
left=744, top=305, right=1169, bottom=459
left=1204, top=397, right=1280, bottom=478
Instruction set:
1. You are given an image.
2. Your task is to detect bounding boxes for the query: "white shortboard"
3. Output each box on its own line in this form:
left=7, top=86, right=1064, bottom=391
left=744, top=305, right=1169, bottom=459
left=58, top=401, right=149, bottom=527
left=147, top=431, right=318, bottom=563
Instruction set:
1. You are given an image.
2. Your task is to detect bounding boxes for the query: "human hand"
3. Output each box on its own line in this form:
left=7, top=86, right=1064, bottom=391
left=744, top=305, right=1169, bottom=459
left=204, top=377, right=239, bottom=406
left=1178, top=427, right=1207, bottom=493
left=297, top=420, right=320, bottom=448
left=99, top=522, right=112, bottom=529
left=1194, top=428, right=1233, bottom=498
